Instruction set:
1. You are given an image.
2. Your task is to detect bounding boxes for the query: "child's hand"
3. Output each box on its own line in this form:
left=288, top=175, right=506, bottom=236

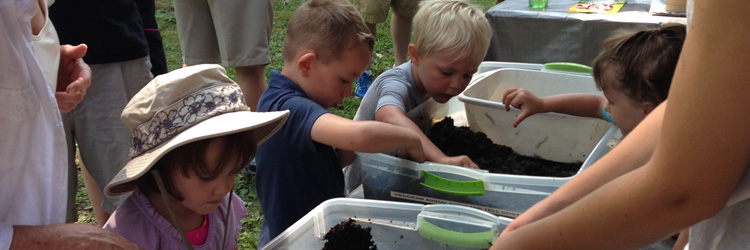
left=502, top=87, right=544, bottom=127
left=398, top=146, right=426, bottom=163
left=438, top=155, right=479, bottom=169
left=55, top=44, right=91, bottom=113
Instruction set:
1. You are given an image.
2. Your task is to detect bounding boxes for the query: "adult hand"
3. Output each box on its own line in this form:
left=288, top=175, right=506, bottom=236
left=501, top=87, right=544, bottom=127
left=55, top=44, right=91, bottom=113
left=11, top=224, right=142, bottom=250
left=439, top=155, right=479, bottom=169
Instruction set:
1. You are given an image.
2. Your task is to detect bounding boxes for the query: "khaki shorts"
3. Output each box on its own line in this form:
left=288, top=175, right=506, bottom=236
left=174, top=0, right=272, bottom=67
left=353, top=0, right=422, bottom=24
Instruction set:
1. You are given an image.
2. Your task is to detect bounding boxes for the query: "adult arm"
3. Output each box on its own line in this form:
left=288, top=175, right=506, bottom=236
left=492, top=0, right=750, bottom=248
left=501, top=101, right=662, bottom=236
left=376, top=105, right=478, bottom=168
left=311, top=113, right=426, bottom=163
left=502, top=88, right=606, bottom=127
left=9, top=224, right=141, bottom=250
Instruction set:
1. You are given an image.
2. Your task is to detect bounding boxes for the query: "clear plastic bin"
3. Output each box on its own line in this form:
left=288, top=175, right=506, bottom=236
left=262, top=198, right=512, bottom=250
left=360, top=65, right=617, bottom=218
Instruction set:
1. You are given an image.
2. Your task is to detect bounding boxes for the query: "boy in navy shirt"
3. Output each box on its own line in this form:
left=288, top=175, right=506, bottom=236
left=255, top=0, right=426, bottom=246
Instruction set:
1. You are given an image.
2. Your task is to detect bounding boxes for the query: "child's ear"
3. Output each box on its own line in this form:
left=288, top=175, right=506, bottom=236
left=408, top=44, right=420, bottom=66
left=642, top=102, right=656, bottom=115
left=297, top=52, right=316, bottom=77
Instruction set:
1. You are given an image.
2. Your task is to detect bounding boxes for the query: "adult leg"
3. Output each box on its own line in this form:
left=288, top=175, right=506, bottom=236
left=80, top=157, right=110, bottom=226
left=364, top=22, right=377, bottom=71
left=390, top=12, right=412, bottom=67
left=210, top=0, right=272, bottom=109
left=391, top=0, right=421, bottom=66
left=235, top=65, right=266, bottom=111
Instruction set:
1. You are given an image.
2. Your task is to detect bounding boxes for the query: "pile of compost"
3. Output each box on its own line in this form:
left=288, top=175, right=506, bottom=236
left=428, top=117, right=580, bottom=177
left=322, top=219, right=377, bottom=250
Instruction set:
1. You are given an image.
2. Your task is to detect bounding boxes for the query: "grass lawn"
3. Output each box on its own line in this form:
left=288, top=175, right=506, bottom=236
left=75, top=0, right=497, bottom=249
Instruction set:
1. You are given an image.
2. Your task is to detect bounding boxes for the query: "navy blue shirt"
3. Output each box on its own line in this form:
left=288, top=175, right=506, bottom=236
left=256, top=70, right=344, bottom=242
left=50, top=0, right=149, bottom=64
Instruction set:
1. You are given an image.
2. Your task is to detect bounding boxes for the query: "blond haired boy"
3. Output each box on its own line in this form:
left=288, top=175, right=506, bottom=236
left=348, top=0, right=492, bottom=191
left=255, top=0, right=426, bottom=246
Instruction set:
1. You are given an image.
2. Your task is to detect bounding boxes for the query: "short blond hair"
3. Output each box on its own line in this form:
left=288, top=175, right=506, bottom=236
left=283, top=0, right=374, bottom=64
left=412, top=0, right=492, bottom=63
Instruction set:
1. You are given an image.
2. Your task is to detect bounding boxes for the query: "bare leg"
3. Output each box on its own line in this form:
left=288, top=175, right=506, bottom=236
left=235, top=65, right=267, bottom=111
left=390, top=13, right=413, bottom=67
left=80, top=157, right=111, bottom=226
left=364, top=22, right=377, bottom=71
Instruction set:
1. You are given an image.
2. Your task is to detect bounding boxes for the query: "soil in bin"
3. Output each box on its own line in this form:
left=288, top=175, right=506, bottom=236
left=428, top=117, right=581, bottom=177
left=322, top=219, right=377, bottom=250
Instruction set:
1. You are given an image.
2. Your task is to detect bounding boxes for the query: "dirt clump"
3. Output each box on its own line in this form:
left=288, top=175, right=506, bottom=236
left=322, top=219, right=377, bottom=250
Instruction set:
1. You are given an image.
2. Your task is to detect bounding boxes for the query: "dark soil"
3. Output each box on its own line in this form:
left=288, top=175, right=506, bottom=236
left=322, top=219, right=377, bottom=250
left=428, top=117, right=581, bottom=177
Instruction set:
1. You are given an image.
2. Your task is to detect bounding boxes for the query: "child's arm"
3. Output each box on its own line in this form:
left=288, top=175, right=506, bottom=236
left=376, top=105, right=478, bottom=169
left=311, top=113, right=426, bottom=163
left=502, top=87, right=606, bottom=127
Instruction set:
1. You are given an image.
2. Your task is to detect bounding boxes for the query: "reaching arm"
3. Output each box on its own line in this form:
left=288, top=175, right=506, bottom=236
left=492, top=0, right=750, bottom=248
left=502, top=87, right=606, bottom=127
left=376, top=105, right=478, bottom=168
left=311, top=113, right=425, bottom=163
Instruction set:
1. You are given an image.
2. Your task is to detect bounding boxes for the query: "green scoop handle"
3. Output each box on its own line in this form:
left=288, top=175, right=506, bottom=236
left=418, top=217, right=497, bottom=249
left=420, top=170, right=486, bottom=196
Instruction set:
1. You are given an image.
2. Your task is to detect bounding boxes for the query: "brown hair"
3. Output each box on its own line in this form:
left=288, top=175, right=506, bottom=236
left=592, top=23, right=686, bottom=105
left=136, top=132, right=256, bottom=200
left=282, top=0, right=374, bottom=64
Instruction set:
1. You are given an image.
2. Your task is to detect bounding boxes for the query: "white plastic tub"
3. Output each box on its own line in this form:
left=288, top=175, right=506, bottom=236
left=262, top=198, right=512, bottom=250
left=457, top=68, right=613, bottom=163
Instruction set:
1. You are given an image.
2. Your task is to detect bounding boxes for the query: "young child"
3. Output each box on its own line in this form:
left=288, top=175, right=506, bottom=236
left=254, top=0, right=426, bottom=246
left=347, top=0, right=492, bottom=191
left=501, top=23, right=686, bottom=137
left=102, top=64, right=290, bottom=249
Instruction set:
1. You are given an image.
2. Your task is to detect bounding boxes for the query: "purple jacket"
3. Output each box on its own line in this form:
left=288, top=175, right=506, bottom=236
left=104, top=188, right=246, bottom=250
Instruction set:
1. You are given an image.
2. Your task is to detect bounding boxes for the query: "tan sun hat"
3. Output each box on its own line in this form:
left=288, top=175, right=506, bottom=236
left=105, top=64, right=289, bottom=197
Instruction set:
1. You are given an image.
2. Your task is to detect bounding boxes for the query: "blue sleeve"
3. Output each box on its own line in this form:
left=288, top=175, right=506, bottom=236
left=602, top=106, right=614, bottom=123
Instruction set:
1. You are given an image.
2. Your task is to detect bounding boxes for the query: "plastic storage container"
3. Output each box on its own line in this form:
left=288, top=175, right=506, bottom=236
left=360, top=66, right=617, bottom=218
left=262, top=198, right=512, bottom=250
left=457, top=67, right=613, bottom=163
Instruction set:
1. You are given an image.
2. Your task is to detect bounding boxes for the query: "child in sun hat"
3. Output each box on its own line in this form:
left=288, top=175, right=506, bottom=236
left=102, top=64, right=289, bottom=249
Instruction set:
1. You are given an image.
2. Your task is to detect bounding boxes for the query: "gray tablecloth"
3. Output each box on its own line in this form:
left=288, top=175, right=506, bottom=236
left=484, top=0, right=686, bottom=65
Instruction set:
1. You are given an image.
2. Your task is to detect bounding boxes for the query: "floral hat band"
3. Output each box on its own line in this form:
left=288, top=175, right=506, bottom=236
left=128, top=84, right=249, bottom=158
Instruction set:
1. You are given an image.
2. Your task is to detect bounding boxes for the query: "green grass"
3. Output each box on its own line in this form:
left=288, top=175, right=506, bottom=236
left=77, top=0, right=497, bottom=249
